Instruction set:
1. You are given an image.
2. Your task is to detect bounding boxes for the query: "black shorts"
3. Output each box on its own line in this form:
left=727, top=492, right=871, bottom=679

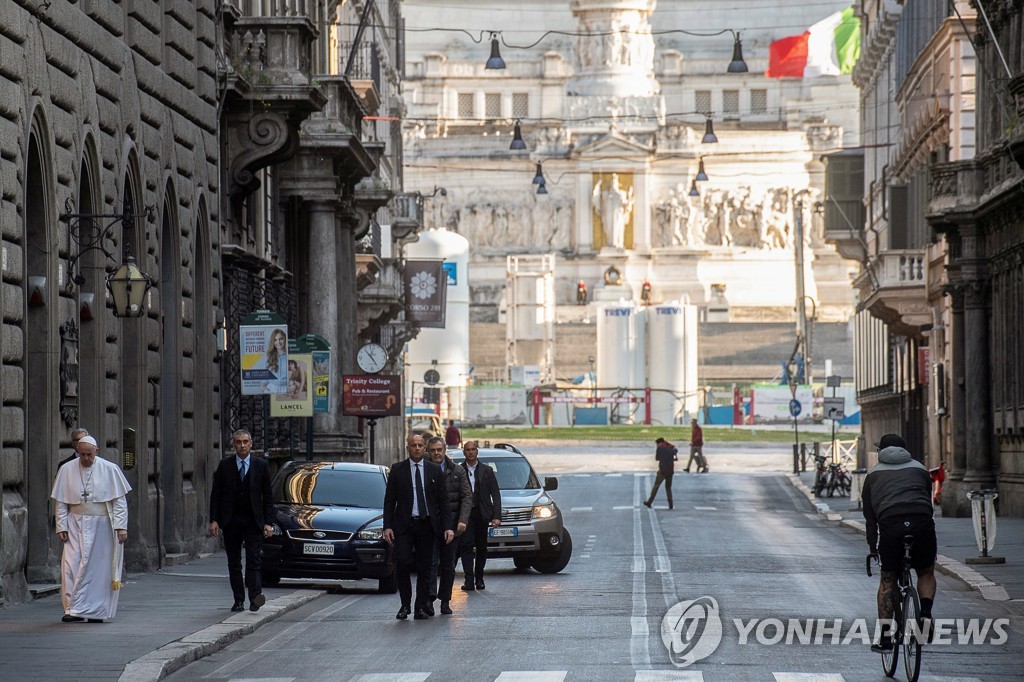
left=877, top=515, right=937, bottom=573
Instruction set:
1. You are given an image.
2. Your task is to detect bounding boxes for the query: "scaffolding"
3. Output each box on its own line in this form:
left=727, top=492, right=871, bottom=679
left=505, top=254, right=556, bottom=385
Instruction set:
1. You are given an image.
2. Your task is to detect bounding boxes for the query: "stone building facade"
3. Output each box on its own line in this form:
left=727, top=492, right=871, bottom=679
left=0, top=0, right=419, bottom=606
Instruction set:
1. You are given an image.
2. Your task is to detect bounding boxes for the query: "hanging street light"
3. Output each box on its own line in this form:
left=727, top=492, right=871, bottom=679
left=532, top=162, right=545, bottom=185
left=695, top=159, right=709, bottom=182
left=485, top=32, right=506, bottom=69
left=701, top=117, right=718, bottom=144
left=727, top=32, right=749, bottom=73
left=688, top=179, right=700, bottom=197
left=107, top=255, right=153, bottom=318
left=510, top=120, right=527, bottom=150
left=537, top=182, right=549, bottom=195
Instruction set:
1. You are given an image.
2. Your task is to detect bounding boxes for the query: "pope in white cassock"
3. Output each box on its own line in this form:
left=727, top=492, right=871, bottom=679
left=51, top=435, right=131, bottom=623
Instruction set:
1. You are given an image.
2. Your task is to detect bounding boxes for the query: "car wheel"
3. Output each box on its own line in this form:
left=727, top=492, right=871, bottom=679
left=377, top=572, right=398, bottom=594
left=262, top=572, right=281, bottom=588
left=531, top=529, right=572, bottom=574
left=513, top=555, right=533, bottom=571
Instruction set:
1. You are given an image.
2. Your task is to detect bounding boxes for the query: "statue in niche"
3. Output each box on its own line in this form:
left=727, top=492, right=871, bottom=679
left=700, top=189, right=730, bottom=246
left=592, top=173, right=634, bottom=249
left=654, top=184, right=697, bottom=247
left=728, top=188, right=761, bottom=247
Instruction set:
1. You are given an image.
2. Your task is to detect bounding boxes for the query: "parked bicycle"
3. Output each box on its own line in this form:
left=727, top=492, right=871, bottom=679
left=813, top=454, right=852, bottom=497
left=867, top=534, right=924, bottom=682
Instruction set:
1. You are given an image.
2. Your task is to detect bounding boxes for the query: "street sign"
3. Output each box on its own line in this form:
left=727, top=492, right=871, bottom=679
left=826, top=375, right=841, bottom=388
left=342, top=375, right=401, bottom=417
left=423, top=386, right=441, bottom=404
left=789, top=399, right=802, bottom=417
left=823, top=396, right=846, bottom=421
left=424, top=369, right=440, bottom=385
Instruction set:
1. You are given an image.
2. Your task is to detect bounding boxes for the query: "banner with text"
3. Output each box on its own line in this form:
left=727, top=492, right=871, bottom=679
left=404, top=259, right=448, bottom=328
left=271, top=353, right=313, bottom=417
left=240, top=311, right=288, bottom=395
left=342, top=375, right=402, bottom=418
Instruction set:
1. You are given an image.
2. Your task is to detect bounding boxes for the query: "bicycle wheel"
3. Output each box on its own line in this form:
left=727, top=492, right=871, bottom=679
left=902, top=587, right=922, bottom=682
left=881, top=605, right=900, bottom=678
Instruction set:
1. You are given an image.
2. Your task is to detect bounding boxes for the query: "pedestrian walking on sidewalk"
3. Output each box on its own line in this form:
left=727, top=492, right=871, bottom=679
left=644, top=438, right=678, bottom=509
left=209, top=429, right=275, bottom=613
left=51, top=436, right=131, bottom=623
left=685, top=419, right=709, bottom=473
left=863, top=433, right=937, bottom=652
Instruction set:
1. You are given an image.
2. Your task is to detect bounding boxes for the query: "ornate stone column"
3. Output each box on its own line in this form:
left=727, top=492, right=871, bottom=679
left=943, top=283, right=971, bottom=516
left=962, top=276, right=996, bottom=487
left=305, top=199, right=343, bottom=437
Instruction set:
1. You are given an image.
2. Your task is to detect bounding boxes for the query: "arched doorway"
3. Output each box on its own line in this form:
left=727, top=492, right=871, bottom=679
left=193, top=198, right=216, bottom=546
left=24, top=125, right=59, bottom=582
left=158, top=186, right=183, bottom=553
left=77, top=146, right=105, bottom=444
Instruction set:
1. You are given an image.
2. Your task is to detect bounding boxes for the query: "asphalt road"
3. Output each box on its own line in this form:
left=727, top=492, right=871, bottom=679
left=166, top=447, right=1024, bottom=681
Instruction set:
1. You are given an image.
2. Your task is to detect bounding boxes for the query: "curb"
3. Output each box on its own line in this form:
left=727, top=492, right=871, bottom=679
left=118, top=589, right=325, bottom=681
left=784, top=474, right=1009, bottom=603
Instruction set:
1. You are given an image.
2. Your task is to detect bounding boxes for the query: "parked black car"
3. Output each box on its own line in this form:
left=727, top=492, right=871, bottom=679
left=261, top=462, right=396, bottom=593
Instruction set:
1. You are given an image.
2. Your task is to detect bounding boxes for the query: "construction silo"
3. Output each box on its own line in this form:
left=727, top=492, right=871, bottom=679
left=646, top=301, right=699, bottom=424
left=596, top=301, right=645, bottom=421
left=405, top=228, right=470, bottom=416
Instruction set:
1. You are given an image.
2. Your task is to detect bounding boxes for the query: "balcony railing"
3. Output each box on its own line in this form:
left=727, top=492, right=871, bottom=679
left=872, top=250, right=926, bottom=289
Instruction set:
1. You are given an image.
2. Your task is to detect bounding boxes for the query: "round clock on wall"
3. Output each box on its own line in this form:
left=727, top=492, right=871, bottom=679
left=356, top=343, right=388, bottom=374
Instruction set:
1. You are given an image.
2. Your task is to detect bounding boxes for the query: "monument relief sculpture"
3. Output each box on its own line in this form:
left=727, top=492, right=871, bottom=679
left=592, top=173, right=635, bottom=249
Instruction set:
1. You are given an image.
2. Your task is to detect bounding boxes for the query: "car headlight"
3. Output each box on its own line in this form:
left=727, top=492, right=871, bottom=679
left=270, top=523, right=283, bottom=536
left=357, top=521, right=385, bottom=540
left=532, top=503, right=556, bottom=519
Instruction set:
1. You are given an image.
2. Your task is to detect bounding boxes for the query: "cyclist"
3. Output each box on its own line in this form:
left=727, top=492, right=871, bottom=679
left=862, top=433, right=936, bottom=652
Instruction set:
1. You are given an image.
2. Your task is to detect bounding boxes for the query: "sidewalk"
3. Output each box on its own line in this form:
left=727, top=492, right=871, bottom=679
left=787, top=472, right=1024, bottom=602
left=0, top=553, right=326, bottom=682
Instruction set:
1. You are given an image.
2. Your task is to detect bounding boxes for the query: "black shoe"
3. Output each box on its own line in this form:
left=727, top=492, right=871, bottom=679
left=475, top=579, right=485, bottom=590
left=61, top=615, right=85, bottom=623
left=461, top=582, right=475, bottom=591
left=684, top=468, right=691, bottom=473
left=440, top=601, right=453, bottom=615
left=231, top=600, right=245, bottom=612
left=250, top=593, right=266, bottom=612
left=668, top=502, right=673, bottom=510
left=87, top=619, right=103, bottom=623
left=396, top=606, right=410, bottom=620
left=871, top=636, right=893, bottom=652
left=643, top=500, right=652, bottom=508
left=414, top=609, right=430, bottom=620
left=423, top=603, right=435, bottom=616
left=701, top=468, right=709, bottom=473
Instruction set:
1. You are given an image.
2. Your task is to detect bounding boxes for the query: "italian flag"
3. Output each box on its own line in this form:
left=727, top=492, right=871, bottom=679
left=765, top=6, right=861, bottom=78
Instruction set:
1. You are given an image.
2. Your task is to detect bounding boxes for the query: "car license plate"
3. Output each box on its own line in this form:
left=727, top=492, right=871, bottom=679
left=489, top=527, right=518, bottom=538
left=303, top=543, right=335, bottom=556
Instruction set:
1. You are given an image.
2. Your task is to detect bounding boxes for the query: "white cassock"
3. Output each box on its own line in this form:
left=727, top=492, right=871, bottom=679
left=51, top=456, right=132, bottom=620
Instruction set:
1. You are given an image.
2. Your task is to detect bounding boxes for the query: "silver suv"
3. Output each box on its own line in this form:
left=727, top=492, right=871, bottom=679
left=450, top=443, right=572, bottom=573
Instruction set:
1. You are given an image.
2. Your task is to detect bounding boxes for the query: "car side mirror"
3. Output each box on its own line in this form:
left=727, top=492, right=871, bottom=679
left=544, top=476, right=558, bottom=491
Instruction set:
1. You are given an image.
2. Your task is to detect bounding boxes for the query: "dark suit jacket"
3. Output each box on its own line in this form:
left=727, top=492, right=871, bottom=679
left=383, top=458, right=452, bottom=537
left=462, top=461, right=502, bottom=522
left=210, top=455, right=275, bottom=531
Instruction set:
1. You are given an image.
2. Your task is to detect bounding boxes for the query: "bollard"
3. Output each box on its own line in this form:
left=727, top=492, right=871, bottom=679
left=793, top=443, right=800, bottom=474
left=849, top=468, right=867, bottom=511
left=966, top=489, right=1005, bottom=565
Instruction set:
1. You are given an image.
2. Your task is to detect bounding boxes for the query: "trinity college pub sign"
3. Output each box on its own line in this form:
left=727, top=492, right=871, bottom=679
left=342, top=375, right=402, bottom=418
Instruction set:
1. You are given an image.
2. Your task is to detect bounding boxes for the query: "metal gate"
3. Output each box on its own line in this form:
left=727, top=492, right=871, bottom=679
left=221, top=264, right=298, bottom=450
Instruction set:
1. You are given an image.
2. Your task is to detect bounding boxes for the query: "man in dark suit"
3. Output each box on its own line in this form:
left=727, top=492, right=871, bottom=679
left=459, top=440, right=502, bottom=591
left=209, top=429, right=275, bottom=613
left=383, top=434, right=453, bottom=621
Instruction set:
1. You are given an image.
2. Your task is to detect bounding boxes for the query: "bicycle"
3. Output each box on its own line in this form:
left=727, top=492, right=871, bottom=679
left=867, top=534, right=924, bottom=681
left=813, top=454, right=829, bottom=497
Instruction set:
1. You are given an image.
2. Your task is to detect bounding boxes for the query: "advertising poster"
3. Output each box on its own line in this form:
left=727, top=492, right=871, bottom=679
left=342, top=375, right=402, bottom=417
left=752, top=386, right=813, bottom=424
left=312, top=350, right=331, bottom=414
left=271, top=353, right=313, bottom=417
left=240, top=311, right=288, bottom=395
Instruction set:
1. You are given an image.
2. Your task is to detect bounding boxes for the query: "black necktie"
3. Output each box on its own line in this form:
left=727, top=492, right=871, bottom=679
left=414, top=462, right=428, bottom=517
left=239, top=460, right=247, bottom=481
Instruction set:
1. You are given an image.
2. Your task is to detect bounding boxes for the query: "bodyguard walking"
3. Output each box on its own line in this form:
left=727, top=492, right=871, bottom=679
left=644, top=437, right=677, bottom=509
left=460, top=440, right=502, bottom=591
left=383, top=434, right=454, bottom=620
left=426, top=436, right=471, bottom=615
left=209, top=429, right=275, bottom=613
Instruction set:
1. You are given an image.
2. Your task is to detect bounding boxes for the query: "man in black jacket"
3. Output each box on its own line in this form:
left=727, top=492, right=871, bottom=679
left=459, top=440, right=502, bottom=591
left=644, top=437, right=678, bottom=509
left=426, top=436, right=471, bottom=615
left=209, top=429, right=275, bottom=612
left=863, top=433, right=936, bottom=651
left=383, top=434, right=454, bottom=620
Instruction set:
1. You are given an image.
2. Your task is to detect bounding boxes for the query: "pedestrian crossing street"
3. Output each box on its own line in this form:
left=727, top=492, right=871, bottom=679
left=233, top=672, right=984, bottom=681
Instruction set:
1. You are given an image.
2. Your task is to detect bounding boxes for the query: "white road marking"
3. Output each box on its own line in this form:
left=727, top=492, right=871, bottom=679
left=614, top=505, right=635, bottom=510
left=631, top=474, right=650, bottom=668
left=694, top=506, right=717, bottom=511
left=606, top=473, right=624, bottom=477
left=634, top=672, right=705, bottom=681
left=570, top=506, right=594, bottom=511
left=772, top=675, right=845, bottom=682
left=352, top=676, right=431, bottom=682
left=494, top=673, right=567, bottom=681
left=647, top=496, right=678, bottom=607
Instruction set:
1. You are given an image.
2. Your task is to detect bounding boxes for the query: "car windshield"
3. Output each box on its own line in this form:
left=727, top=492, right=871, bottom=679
left=274, top=468, right=386, bottom=508
left=479, top=457, right=540, bottom=490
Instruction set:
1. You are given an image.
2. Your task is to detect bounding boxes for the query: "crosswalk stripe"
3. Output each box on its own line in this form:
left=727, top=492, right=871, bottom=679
left=494, top=673, right=567, bottom=681
left=614, top=505, right=635, bottom=510
left=773, top=674, right=845, bottom=682
left=633, top=671, right=704, bottom=681
left=694, top=506, right=717, bottom=511
left=919, top=677, right=984, bottom=681
left=351, top=675, right=430, bottom=682
left=570, top=506, right=594, bottom=511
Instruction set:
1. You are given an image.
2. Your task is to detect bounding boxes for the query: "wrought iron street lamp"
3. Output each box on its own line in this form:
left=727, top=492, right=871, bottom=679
left=107, top=255, right=153, bottom=318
